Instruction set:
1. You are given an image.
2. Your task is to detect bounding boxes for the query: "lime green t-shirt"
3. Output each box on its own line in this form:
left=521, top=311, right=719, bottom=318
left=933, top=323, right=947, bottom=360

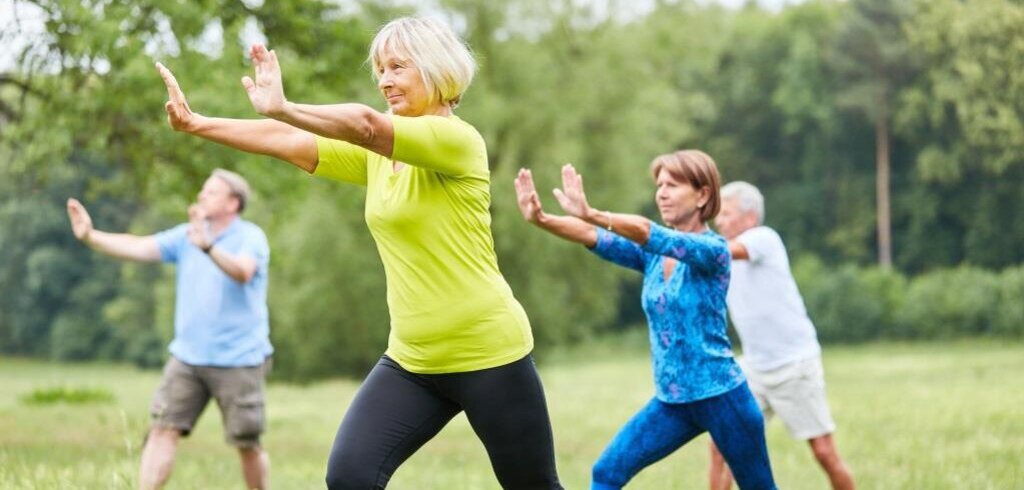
left=314, top=115, right=533, bottom=373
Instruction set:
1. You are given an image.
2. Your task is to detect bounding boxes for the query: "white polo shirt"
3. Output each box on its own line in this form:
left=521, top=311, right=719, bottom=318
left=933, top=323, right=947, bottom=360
left=727, top=226, right=821, bottom=371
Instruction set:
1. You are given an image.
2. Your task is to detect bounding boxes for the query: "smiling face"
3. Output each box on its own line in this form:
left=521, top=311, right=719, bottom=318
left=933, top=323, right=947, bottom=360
left=654, top=169, right=710, bottom=229
left=376, top=47, right=444, bottom=117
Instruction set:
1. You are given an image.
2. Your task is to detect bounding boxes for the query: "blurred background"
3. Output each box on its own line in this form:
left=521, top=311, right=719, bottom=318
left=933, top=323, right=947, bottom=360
left=1, top=0, right=1022, bottom=380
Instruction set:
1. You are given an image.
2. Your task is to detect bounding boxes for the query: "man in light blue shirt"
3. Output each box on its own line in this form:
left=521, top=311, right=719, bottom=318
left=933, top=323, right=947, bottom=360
left=67, top=168, right=272, bottom=490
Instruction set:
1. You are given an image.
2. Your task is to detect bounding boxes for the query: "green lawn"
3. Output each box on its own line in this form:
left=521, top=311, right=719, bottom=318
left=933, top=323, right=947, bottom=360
left=1, top=340, right=1022, bottom=489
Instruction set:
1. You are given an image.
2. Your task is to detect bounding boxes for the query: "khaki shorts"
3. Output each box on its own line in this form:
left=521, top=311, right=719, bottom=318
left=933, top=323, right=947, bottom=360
left=150, top=356, right=270, bottom=448
left=738, top=356, right=836, bottom=440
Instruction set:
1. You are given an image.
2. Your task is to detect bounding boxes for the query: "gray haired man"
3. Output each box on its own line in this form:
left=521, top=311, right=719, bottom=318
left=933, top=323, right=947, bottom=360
left=709, top=181, right=855, bottom=490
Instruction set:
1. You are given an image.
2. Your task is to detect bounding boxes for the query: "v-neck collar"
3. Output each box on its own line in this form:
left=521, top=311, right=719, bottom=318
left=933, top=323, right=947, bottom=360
left=660, top=256, right=679, bottom=284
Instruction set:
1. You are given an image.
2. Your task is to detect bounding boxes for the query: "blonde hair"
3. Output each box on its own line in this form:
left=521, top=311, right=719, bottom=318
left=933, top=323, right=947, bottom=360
left=369, top=17, right=476, bottom=108
left=211, top=168, right=251, bottom=213
left=649, top=150, right=722, bottom=222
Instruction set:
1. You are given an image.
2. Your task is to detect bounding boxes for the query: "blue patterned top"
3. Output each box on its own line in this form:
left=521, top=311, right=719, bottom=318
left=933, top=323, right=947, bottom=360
left=590, top=222, right=744, bottom=403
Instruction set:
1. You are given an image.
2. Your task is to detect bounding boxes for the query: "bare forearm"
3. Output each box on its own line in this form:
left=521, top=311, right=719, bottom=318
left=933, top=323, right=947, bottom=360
left=582, top=209, right=652, bottom=246
left=728, top=240, right=749, bottom=260
left=274, top=102, right=393, bottom=157
left=84, top=230, right=160, bottom=262
left=190, top=115, right=317, bottom=172
left=533, top=213, right=598, bottom=247
left=207, top=247, right=257, bottom=283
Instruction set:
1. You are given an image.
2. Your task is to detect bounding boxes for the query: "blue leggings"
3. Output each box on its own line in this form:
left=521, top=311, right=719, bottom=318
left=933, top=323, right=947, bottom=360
left=591, top=382, right=776, bottom=490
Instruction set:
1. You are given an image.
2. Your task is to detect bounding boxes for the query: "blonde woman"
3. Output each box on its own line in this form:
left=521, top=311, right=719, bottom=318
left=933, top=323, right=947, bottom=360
left=158, top=17, right=561, bottom=490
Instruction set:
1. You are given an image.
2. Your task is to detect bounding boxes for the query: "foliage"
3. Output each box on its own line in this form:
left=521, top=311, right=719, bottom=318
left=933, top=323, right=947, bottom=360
left=793, top=256, right=906, bottom=342
left=794, top=258, right=1022, bottom=342
left=2, top=0, right=1024, bottom=378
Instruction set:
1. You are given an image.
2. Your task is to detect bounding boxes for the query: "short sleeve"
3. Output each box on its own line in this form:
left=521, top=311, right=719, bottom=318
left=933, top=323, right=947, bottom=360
left=736, top=227, right=778, bottom=264
left=236, top=225, right=270, bottom=272
left=154, top=224, right=188, bottom=264
left=390, top=115, right=486, bottom=177
left=314, top=135, right=369, bottom=185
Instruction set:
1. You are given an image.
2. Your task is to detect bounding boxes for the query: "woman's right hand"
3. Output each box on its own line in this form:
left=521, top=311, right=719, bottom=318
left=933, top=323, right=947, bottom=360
left=514, top=168, right=545, bottom=224
left=66, top=198, right=94, bottom=242
left=156, top=62, right=199, bottom=132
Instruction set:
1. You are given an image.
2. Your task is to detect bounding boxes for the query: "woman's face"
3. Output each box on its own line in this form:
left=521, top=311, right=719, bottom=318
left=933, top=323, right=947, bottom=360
left=655, top=169, right=708, bottom=228
left=377, top=48, right=441, bottom=117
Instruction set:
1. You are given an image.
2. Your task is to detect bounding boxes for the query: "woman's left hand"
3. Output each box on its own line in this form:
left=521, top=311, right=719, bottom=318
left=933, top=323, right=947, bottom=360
left=242, top=44, right=287, bottom=117
left=553, top=163, right=593, bottom=220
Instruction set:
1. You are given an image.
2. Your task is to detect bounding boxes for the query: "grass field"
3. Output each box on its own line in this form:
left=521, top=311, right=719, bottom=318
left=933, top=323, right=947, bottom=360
left=1, top=339, right=1022, bottom=489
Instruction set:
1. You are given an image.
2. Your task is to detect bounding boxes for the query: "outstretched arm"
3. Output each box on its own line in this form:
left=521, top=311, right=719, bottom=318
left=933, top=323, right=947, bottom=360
left=67, top=198, right=161, bottom=262
left=239, top=44, right=395, bottom=159
left=157, top=62, right=318, bottom=172
left=551, top=164, right=727, bottom=275
left=514, top=169, right=596, bottom=247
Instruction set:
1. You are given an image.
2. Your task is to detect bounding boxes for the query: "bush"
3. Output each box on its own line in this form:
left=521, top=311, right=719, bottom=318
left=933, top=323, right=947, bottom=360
left=994, top=265, right=1024, bottom=338
left=793, top=257, right=1022, bottom=342
left=895, top=266, right=1000, bottom=339
left=793, top=256, right=906, bottom=343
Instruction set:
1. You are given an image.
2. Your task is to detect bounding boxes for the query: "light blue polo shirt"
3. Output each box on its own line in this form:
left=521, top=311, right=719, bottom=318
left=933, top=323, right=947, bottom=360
left=154, top=217, right=272, bottom=367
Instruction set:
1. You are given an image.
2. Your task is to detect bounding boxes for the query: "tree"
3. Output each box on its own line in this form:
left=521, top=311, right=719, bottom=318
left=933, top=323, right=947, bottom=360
left=832, top=0, right=917, bottom=268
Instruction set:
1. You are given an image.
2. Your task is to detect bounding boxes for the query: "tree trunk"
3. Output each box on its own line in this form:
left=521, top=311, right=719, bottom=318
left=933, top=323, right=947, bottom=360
left=875, top=110, right=892, bottom=268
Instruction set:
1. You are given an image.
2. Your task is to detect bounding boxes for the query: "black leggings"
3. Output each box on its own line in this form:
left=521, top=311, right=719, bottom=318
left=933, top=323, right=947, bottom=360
left=325, top=354, right=563, bottom=490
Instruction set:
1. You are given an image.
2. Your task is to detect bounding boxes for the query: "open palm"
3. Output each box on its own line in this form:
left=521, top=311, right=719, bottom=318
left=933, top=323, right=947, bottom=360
left=552, top=163, right=591, bottom=219
left=66, top=198, right=93, bottom=241
left=241, top=44, right=286, bottom=116
left=156, top=62, right=198, bottom=132
left=514, top=169, right=545, bottom=223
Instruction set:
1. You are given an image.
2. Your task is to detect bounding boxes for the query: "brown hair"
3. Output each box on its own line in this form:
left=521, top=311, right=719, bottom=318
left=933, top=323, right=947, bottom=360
left=649, top=150, right=722, bottom=222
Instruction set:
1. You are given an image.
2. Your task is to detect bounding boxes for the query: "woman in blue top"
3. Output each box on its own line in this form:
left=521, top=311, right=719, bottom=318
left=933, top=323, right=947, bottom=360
left=515, top=153, right=776, bottom=489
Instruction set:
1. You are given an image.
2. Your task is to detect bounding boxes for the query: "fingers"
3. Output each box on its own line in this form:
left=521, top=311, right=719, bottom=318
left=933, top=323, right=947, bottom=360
left=560, top=163, right=579, bottom=195
left=187, top=204, right=206, bottom=221
left=552, top=188, right=569, bottom=207
left=515, top=168, right=537, bottom=194
left=158, top=63, right=194, bottom=128
left=529, top=192, right=543, bottom=212
left=164, top=100, right=177, bottom=120
left=561, top=163, right=586, bottom=193
left=155, top=62, right=187, bottom=104
left=241, top=76, right=255, bottom=93
left=521, top=168, right=535, bottom=189
left=249, top=44, right=278, bottom=74
left=66, top=198, right=88, bottom=218
left=250, top=43, right=268, bottom=62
